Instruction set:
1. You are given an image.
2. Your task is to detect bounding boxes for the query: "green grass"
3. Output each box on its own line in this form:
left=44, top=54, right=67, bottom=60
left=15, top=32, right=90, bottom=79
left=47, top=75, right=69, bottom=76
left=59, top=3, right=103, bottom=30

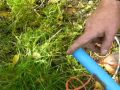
left=0, top=0, right=99, bottom=90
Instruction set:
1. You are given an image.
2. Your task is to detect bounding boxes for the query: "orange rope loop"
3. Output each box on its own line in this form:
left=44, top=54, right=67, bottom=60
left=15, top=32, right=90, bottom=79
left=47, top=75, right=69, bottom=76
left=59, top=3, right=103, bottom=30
left=66, top=75, right=93, bottom=90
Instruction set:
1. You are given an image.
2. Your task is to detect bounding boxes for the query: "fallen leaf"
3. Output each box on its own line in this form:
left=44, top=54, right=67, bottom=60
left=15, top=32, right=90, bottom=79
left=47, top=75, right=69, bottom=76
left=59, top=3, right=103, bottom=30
left=0, top=11, right=11, bottom=17
left=12, top=54, right=20, bottom=65
left=65, top=7, right=77, bottom=15
left=94, top=81, right=104, bottom=90
left=48, top=0, right=60, bottom=3
left=101, top=52, right=119, bottom=74
left=32, top=52, right=40, bottom=59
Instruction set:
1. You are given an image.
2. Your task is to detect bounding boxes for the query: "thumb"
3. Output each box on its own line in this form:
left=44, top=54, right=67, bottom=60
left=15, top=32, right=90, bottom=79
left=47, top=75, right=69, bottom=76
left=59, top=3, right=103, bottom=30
left=67, top=31, right=98, bottom=54
left=101, top=33, right=115, bottom=55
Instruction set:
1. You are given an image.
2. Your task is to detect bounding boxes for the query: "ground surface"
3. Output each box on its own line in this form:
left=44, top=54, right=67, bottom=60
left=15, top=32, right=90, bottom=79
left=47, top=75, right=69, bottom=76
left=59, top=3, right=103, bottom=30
left=0, top=0, right=100, bottom=90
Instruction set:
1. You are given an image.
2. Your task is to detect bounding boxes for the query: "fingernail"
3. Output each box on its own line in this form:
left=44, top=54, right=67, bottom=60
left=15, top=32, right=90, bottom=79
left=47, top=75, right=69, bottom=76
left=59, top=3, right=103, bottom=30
left=67, top=50, right=71, bottom=55
left=101, top=49, right=108, bottom=55
left=66, top=51, right=69, bottom=55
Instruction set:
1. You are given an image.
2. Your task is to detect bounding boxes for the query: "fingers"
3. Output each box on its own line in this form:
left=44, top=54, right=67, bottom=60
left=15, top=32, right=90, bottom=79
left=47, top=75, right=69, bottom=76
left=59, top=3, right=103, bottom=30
left=67, top=31, right=98, bottom=54
left=84, top=42, right=100, bottom=53
left=101, top=32, right=115, bottom=55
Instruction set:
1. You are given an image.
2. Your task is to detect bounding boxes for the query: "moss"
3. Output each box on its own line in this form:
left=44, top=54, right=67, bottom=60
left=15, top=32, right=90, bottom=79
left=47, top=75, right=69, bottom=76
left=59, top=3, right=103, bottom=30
left=0, top=0, right=99, bottom=90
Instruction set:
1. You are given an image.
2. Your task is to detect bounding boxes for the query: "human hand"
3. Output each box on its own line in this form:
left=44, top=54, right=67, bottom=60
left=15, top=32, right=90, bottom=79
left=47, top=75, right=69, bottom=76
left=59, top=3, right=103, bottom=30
left=67, top=0, right=120, bottom=55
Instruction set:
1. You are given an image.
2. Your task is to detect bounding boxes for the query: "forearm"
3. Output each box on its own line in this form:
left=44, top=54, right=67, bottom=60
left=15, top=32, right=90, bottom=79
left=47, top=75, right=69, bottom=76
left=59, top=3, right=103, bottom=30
left=96, top=0, right=120, bottom=12
left=100, top=0, right=120, bottom=6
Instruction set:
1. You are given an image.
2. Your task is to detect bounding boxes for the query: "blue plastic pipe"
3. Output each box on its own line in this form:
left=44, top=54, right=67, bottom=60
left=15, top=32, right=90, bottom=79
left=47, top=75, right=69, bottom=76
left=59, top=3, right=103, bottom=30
left=72, top=48, right=120, bottom=90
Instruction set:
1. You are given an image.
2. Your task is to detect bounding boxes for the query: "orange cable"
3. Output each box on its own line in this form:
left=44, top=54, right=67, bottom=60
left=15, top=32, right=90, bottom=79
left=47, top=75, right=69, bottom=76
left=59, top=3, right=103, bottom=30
left=66, top=75, right=93, bottom=90
left=66, top=61, right=120, bottom=90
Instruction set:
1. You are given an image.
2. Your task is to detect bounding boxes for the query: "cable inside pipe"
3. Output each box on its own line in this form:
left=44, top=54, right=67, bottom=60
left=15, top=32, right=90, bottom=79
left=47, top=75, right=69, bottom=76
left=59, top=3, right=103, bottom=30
left=113, top=36, right=120, bottom=79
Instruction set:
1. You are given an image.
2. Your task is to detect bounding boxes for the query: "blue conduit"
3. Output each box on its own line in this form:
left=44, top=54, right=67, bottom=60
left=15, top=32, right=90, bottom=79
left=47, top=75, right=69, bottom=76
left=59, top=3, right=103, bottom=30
left=73, top=48, right=120, bottom=90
